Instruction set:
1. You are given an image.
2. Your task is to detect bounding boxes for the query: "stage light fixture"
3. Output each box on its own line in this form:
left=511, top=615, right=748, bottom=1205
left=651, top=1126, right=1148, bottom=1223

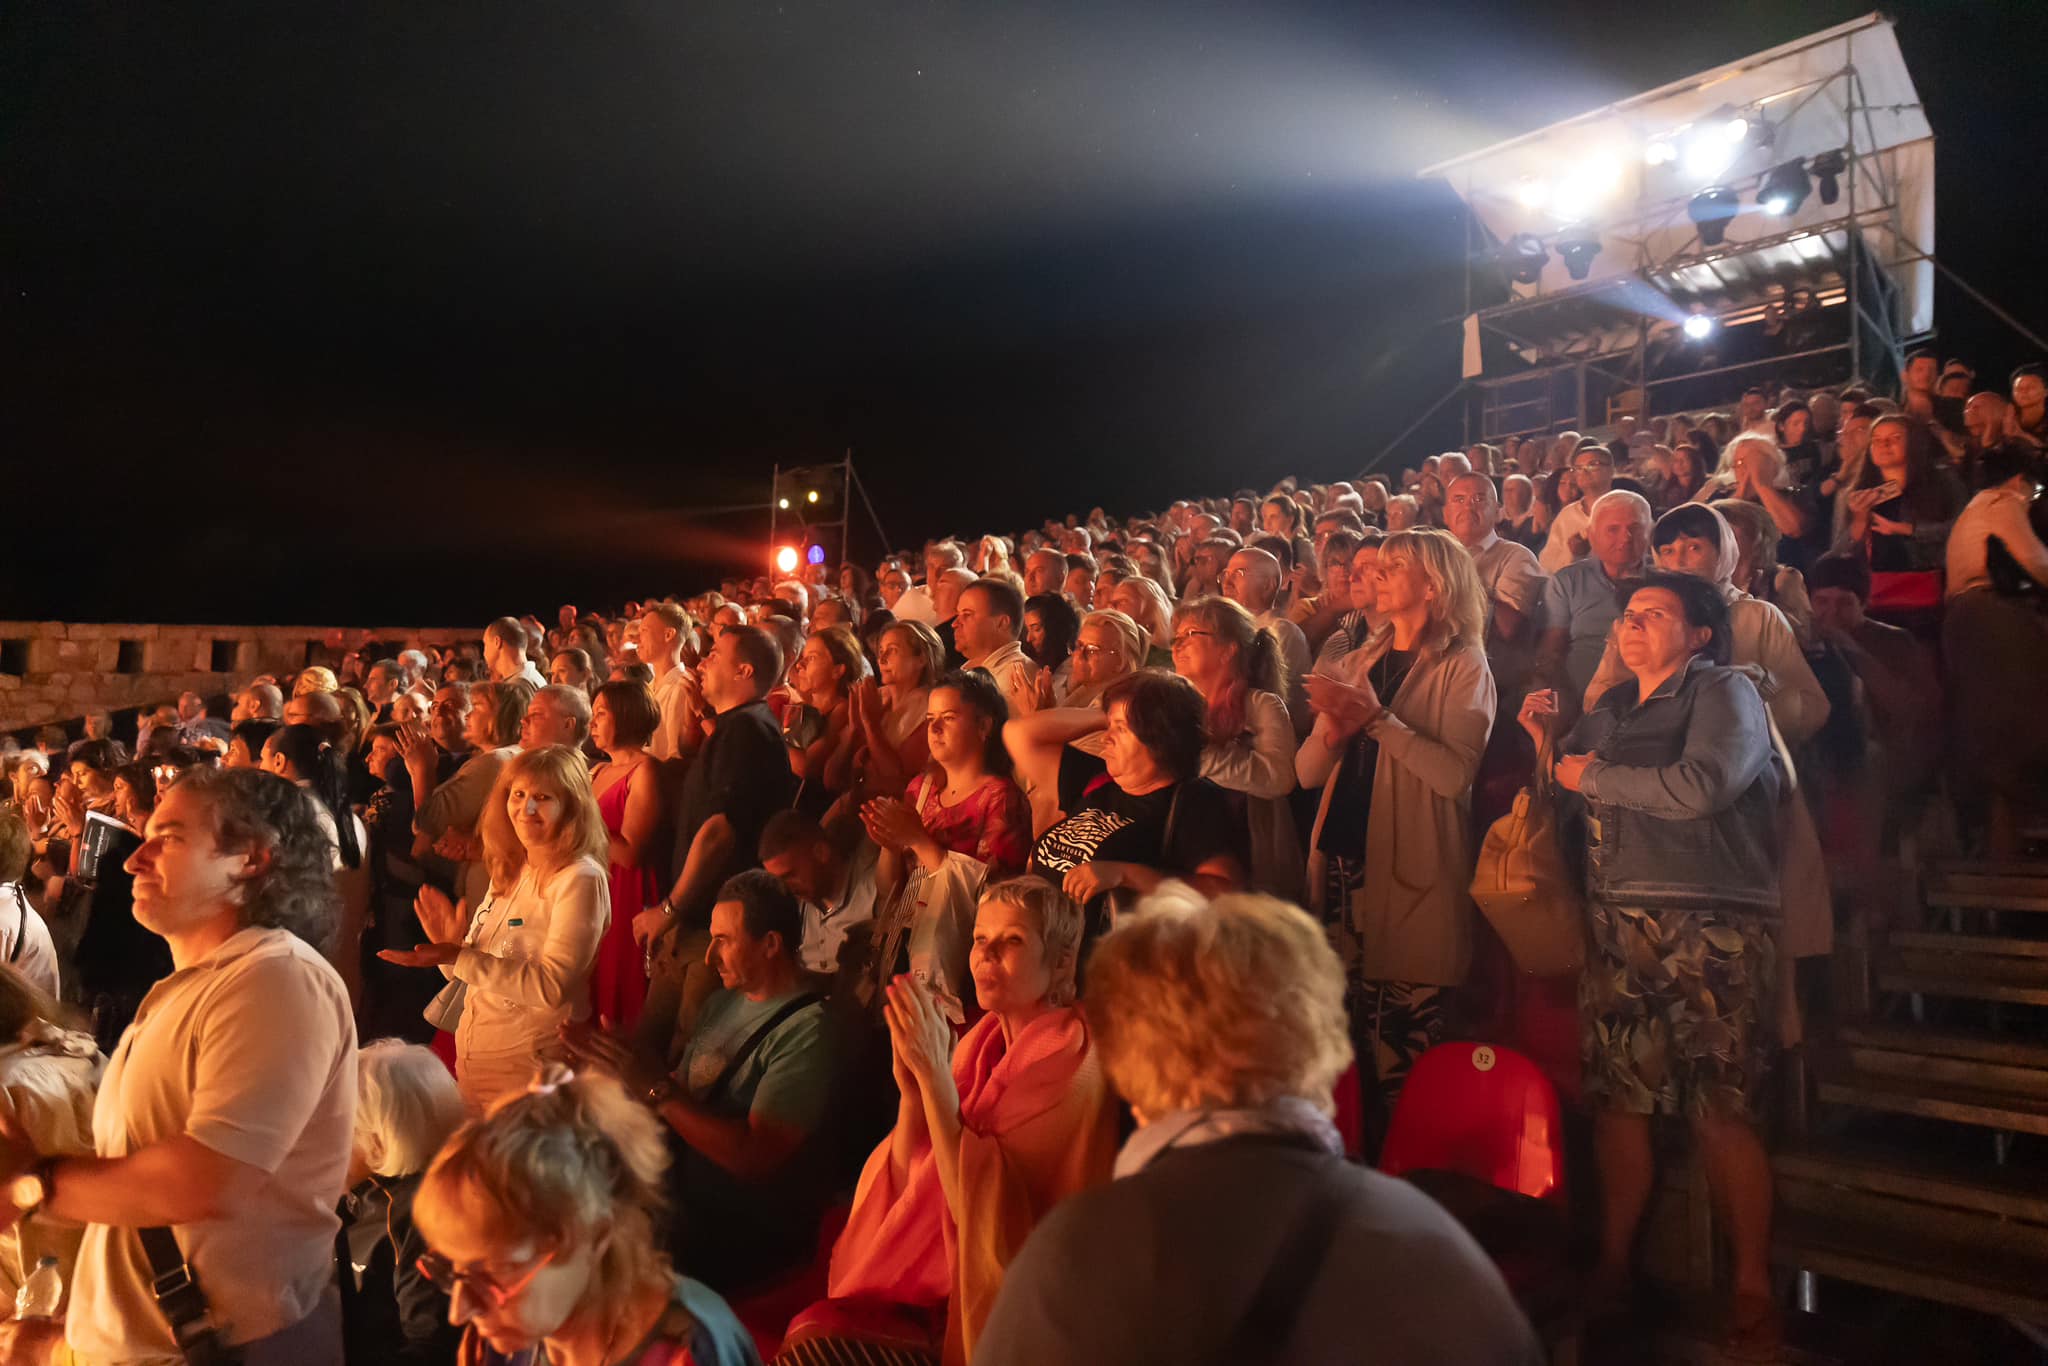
left=1810, top=149, right=1847, bottom=205
left=774, top=545, right=800, bottom=574
left=1503, top=233, right=1549, bottom=285
left=1757, top=159, right=1811, bottom=216
left=1644, top=139, right=1677, bottom=167
left=806, top=489, right=820, bottom=504
left=777, top=497, right=790, bottom=510
left=806, top=544, right=827, bottom=567
left=1683, top=314, right=1716, bottom=341
left=1514, top=179, right=1548, bottom=210
left=1687, top=186, right=1741, bottom=247
left=1556, top=232, right=1601, bottom=281
left=1681, top=107, right=1751, bottom=182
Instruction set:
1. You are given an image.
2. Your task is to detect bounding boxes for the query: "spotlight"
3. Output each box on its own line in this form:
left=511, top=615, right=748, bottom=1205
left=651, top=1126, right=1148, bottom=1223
left=1681, top=107, right=1751, bottom=182
left=806, top=490, right=820, bottom=504
left=777, top=497, right=790, bottom=510
left=1683, top=314, right=1716, bottom=341
left=1687, top=186, right=1741, bottom=247
left=806, top=544, right=827, bottom=567
left=1503, top=233, right=1549, bottom=286
left=1720, top=114, right=1750, bottom=145
left=1556, top=232, right=1601, bottom=281
left=1644, top=139, right=1677, bottom=167
left=774, top=545, right=800, bottom=575
left=1810, top=148, right=1846, bottom=205
left=1514, top=179, right=1548, bottom=210
left=1757, top=159, right=1811, bottom=217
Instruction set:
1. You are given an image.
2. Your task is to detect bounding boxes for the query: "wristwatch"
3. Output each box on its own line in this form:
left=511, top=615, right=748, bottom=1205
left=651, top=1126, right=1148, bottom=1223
left=8, top=1159, right=55, bottom=1216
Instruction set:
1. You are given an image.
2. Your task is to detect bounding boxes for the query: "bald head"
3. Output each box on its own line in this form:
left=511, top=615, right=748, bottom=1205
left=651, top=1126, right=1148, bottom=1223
left=1223, top=547, right=1283, bottom=613
left=933, top=566, right=978, bottom=620
left=283, top=689, right=345, bottom=741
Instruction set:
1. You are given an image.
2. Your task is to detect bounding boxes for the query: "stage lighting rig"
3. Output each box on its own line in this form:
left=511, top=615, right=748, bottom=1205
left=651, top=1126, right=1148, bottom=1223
left=1687, top=186, right=1741, bottom=247
left=1683, top=313, right=1717, bottom=341
left=1757, top=159, right=1811, bottom=216
left=1502, top=233, right=1549, bottom=285
left=1556, top=232, right=1601, bottom=281
left=1809, top=148, right=1847, bottom=205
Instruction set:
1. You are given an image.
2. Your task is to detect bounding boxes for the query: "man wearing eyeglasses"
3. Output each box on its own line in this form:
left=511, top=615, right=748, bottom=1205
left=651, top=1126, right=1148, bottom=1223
left=1538, top=440, right=1619, bottom=573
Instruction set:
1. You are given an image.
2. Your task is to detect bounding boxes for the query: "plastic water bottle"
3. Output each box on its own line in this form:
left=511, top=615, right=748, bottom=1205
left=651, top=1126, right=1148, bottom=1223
left=14, top=1257, right=60, bottom=1320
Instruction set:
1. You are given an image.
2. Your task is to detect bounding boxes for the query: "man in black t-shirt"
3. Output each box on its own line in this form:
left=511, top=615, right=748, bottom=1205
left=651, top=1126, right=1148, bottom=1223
left=635, top=625, right=795, bottom=1051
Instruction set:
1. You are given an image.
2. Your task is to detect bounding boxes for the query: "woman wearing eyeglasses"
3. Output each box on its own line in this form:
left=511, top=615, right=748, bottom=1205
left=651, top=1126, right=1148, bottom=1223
left=413, top=1066, right=759, bottom=1366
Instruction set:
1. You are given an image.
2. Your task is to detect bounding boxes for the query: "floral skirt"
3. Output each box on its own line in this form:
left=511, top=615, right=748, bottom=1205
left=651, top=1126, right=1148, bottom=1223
left=1580, top=900, right=1777, bottom=1122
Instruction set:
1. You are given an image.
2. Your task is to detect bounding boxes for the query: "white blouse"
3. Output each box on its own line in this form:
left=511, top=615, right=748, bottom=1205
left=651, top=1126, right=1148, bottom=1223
left=452, top=856, right=610, bottom=1057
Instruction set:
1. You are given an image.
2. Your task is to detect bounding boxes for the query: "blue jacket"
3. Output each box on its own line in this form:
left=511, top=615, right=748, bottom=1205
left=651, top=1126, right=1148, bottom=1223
left=1560, top=655, right=1781, bottom=916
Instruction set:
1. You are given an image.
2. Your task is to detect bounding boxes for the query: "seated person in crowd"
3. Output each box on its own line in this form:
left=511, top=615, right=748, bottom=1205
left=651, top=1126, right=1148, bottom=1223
left=337, top=1040, right=464, bottom=1366
left=1538, top=440, right=1618, bottom=572
left=783, top=878, right=1116, bottom=1365
left=951, top=579, right=1042, bottom=722
left=570, top=870, right=838, bottom=1295
left=0, top=964, right=99, bottom=1314
left=760, top=810, right=885, bottom=984
left=1220, top=548, right=1311, bottom=735
left=974, top=886, right=1540, bottom=1366
left=413, top=1066, right=758, bottom=1366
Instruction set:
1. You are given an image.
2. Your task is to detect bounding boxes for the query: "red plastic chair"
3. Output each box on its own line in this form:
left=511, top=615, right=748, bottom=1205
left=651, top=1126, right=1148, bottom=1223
left=1378, top=1041, right=1566, bottom=1206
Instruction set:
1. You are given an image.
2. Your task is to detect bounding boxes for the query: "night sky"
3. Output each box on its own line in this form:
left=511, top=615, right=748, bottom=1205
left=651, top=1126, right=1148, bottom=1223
left=6, top=1, right=2044, bottom=626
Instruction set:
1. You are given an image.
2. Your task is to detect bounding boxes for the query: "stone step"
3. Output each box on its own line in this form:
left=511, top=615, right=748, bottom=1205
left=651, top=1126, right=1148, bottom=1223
left=1774, top=1207, right=2048, bottom=1323
left=1776, top=1141, right=2048, bottom=1227
left=1811, top=1068, right=2048, bottom=1136
left=1889, top=930, right=2048, bottom=958
left=1874, top=956, right=2048, bottom=1006
left=1833, top=1020, right=2048, bottom=1072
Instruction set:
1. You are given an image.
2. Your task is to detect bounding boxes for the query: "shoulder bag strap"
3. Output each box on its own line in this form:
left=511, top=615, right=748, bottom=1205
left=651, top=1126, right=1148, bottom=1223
left=1220, top=1176, right=1347, bottom=1364
left=703, top=992, right=823, bottom=1106
left=138, top=1225, right=240, bottom=1366
left=1158, top=781, right=1187, bottom=861
left=6, top=884, right=26, bottom=964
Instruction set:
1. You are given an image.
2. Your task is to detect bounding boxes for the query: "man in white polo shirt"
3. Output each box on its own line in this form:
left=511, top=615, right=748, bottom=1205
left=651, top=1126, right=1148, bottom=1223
left=0, top=767, right=355, bottom=1365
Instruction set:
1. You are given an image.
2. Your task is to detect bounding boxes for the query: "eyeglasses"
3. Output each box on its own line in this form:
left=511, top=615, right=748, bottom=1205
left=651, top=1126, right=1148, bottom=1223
left=415, top=1247, right=556, bottom=1309
left=1572, top=459, right=1613, bottom=473
left=1074, top=643, right=1122, bottom=661
left=1169, top=630, right=1218, bottom=649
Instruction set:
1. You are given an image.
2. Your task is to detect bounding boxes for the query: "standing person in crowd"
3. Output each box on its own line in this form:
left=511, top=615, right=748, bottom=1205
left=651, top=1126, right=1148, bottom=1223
left=548, top=647, right=598, bottom=697
left=485, top=618, right=548, bottom=689
left=1775, top=398, right=1825, bottom=485
left=0, top=768, right=355, bottom=1366
left=1002, top=609, right=1148, bottom=835
left=336, top=1040, right=464, bottom=1366
left=639, top=602, right=704, bottom=764
left=2012, top=363, right=2047, bottom=443
left=1313, top=534, right=1386, bottom=672
left=1027, top=672, right=1245, bottom=934
left=1498, top=472, right=1543, bottom=550
left=65, top=740, right=174, bottom=1051
left=782, top=878, right=1116, bottom=1366
left=1296, top=528, right=1495, bottom=1116
left=1537, top=490, right=1654, bottom=720
left=1291, top=531, right=1363, bottom=658
left=520, top=684, right=593, bottom=754
left=0, top=812, right=62, bottom=1001
left=1713, top=498, right=1815, bottom=641
left=1168, top=597, right=1303, bottom=901
left=884, top=670, right=1033, bottom=883
left=227, top=717, right=282, bottom=771
left=1539, top=441, right=1618, bottom=572
left=1522, top=572, right=1783, bottom=1357
left=1221, top=548, right=1312, bottom=736
left=0, top=964, right=100, bottom=1312
left=951, top=580, right=1042, bottom=722
left=1108, top=576, right=1175, bottom=668
left=830, top=620, right=943, bottom=801
left=382, top=745, right=611, bottom=1113
left=412, top=679, right=526, bottom=867
left=8, top=753, right=55, bottom=838
left=412, top=1066, right=759, bottom=1366
left=638, top=626, right=795, bottom=1056
left=974, top=887, right=1540, bottom=1366
left=1838, top=413, right=1966, bottom=633
left=783, top=627, right=867, bottom=812
left=1942, top=441, right=2048, bottom=856
left=1586, top=505, right=1830, bottom=746
left=263, top=723, right=372, bottom=1006
left=590, top=681, right=667, bottom=1031
left=1445, top=472, right=1548, bottom=705
left=1808, top=553, right=1943, bottom=830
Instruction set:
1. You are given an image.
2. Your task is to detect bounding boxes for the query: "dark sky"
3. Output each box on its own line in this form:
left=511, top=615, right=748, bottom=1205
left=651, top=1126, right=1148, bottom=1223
left=6, top=0, right=2044, bottom=626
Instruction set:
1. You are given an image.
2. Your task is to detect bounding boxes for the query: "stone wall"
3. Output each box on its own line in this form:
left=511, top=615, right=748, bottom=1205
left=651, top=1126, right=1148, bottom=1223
left=0, top=620, right=475, bottom=736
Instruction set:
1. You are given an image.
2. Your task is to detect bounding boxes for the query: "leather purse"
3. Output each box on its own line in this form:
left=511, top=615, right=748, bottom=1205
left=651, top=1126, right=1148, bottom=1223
left=1469, top=734, right=1586, bottom=978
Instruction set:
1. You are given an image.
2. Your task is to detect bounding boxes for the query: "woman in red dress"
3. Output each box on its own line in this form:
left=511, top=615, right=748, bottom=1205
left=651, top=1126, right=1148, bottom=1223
left=587, top=680, right=666, bottom=1030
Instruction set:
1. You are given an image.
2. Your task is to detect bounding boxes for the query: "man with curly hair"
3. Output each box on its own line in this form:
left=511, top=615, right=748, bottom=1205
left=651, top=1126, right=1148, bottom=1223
left=0, top=767, right=355, bottom=1365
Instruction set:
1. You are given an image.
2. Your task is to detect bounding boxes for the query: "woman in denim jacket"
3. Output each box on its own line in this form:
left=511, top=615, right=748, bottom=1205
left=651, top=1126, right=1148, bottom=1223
left=1520, top=569, right=1783, bottom=1358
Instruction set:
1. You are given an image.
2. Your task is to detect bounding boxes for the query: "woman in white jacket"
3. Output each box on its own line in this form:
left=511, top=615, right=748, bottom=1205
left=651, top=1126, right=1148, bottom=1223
left=1296, top=528, right=1496, bottom=1112
left=1169, top=596, right=1305, bottom=902
left=381, top=744, right=611, bottom=1112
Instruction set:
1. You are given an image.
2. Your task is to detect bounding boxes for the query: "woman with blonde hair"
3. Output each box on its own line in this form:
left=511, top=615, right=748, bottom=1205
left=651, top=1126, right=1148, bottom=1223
left=1166, top=596, right=1303, bottom=902
left=381, top=745, right=612, bottom=1112
left=1107, top=576, right=1175, bottom=669
left=1296, top=526, right=1496, bottom=1116
left=972, top=888, right=1538, bottom=1366
left=781, top=878, right=1116, bottom=1365
left=413, top=1066, right=758, bottom=1366
left=294, top=665, right=339, bottom=697
left=1003, top=609, right=1147, bottom=834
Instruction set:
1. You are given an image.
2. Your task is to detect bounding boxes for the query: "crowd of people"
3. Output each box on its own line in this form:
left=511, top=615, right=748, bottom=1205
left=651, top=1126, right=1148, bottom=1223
left=0, top=351, right=2043, bottom=1364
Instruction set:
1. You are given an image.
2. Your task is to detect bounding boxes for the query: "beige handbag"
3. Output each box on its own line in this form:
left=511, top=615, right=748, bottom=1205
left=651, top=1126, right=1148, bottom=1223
left=1470, top=735, right=1587, bottom=977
